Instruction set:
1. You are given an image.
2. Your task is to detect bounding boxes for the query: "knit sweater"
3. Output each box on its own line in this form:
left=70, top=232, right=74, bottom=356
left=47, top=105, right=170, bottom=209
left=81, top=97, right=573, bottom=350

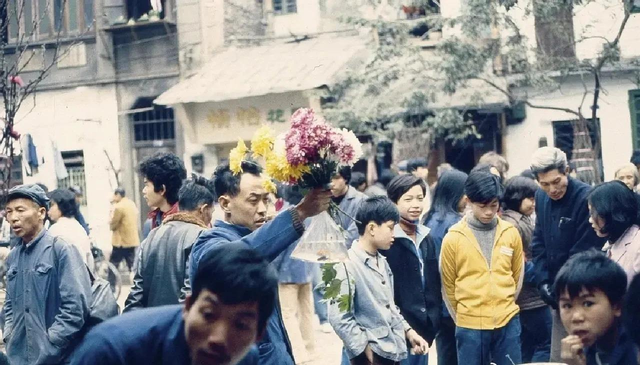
left=467, top=214, right=498, bottom=266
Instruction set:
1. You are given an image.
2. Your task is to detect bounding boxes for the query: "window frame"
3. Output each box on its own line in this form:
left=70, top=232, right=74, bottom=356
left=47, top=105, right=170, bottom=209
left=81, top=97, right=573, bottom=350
left=7, top=0, right=94, bottom=44
left=273, top=0, right=297, bottom=15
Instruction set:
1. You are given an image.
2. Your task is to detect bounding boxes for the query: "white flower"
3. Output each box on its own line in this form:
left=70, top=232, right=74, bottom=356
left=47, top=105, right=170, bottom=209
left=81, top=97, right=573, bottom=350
left=339, top=128, right=363, bottom=164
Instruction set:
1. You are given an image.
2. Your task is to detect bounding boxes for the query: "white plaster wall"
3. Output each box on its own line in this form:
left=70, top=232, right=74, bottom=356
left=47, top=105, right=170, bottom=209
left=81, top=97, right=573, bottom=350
left=506, top=76, right=637, bottom=181
left=13, top=85, right=121, bottom=250
left=272, top=1, right=321, bottom=36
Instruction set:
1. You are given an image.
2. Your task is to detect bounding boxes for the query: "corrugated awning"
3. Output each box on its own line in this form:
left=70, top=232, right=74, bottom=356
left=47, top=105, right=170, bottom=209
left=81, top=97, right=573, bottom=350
left=155, top=35, right=371, bottom=105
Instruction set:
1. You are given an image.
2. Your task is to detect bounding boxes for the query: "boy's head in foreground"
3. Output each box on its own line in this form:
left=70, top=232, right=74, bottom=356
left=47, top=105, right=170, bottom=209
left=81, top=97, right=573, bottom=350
left=465, top=171, right=504, bottom=224
left=555, top=250, right=627, bottom=348
left=355, top=196, right=400, bottom=251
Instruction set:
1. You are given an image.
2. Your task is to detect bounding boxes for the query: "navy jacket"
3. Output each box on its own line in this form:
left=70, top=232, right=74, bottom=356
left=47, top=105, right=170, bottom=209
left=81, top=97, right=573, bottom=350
left=190, top=210, right=303, bottom=365
left=531, top=177, right=606, bottom=286
left=380, top=225, right=442, bottom=344
left=585, top=326, right=638, bottom=365
left=69, top=305, right=259, bottom=365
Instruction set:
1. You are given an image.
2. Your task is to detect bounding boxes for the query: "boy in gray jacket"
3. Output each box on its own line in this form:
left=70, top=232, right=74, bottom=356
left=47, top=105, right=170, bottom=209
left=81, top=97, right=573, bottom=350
left=329, top=196, right=429, bottom=365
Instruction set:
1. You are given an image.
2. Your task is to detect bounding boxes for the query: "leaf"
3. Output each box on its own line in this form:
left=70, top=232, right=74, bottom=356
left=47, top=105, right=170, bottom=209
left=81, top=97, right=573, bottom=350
left=321, top=263, right=337, bottom=283
left=337, top=294, right=351, bottom=312
left=324, top=278, right=342, bottom=300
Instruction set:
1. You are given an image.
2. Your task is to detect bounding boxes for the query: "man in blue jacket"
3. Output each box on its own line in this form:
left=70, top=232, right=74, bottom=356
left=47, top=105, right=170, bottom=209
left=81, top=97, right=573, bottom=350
left=529, top=147, right=607, bottom=362
left=189, top=161, right=331, bottom=365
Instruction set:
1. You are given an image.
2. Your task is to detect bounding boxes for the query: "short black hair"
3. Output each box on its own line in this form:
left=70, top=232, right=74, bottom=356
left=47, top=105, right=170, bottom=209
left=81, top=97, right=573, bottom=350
left=624, top=274, right=640, bottom=348
left=631, top=150, right=640, bottom=166
left=408, top=157, right=428, bottom=173
left=192, top=242, right=278, bottom=335
left=386, top=174, right=426, bottom=203
left=502, top=176, right=539, bottom=212
left=139, top=152, right=187, bottom=205
left=554, top=249, right=627, bottom=305
left=48, top=189, right=78, bottom=218
left=335, top=166, right=352, bottom=184
left=179, top=175, right=216, bottom=211
left=114, top=188, right=125, bottom=197
left=588, top=181, right=640, bottom=242
left=355, top=196, right=400, bottom=235
left=378, top=169, right=395, bottom=188
left=350, top=172, right=367, bottom=189
left=213, top=161, right=263, bottom=198
left=465, top=171, right=504, bottom=204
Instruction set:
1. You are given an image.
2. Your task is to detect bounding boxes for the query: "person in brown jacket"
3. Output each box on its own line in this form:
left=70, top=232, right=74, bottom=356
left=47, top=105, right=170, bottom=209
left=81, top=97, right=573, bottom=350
left=502, top=176, right=551, bottom=363
left=110, top=188, right=141, bottom=271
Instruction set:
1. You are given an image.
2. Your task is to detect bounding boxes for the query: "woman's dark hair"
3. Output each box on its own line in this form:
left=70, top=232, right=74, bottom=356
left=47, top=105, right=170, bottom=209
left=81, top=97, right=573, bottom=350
left=213, top=161, right=263, bottom=198
left=423, top=169, right=468, bottom=224
left=624, top=274, right=640, bottom=348
left=48, top=189, right=78, bottom=218
left=350, top=172, right=367, bottom=189
left=139, top=152, right=187, bottom=205
left=178, top=174, right=216, bottom=211
left=355, top=196, right=400, bottom=235
left=386, top=174, right=426, bottom=203
left=465, top=171, right=504, bottom=204
left=554, top=249, right=627, bottom=305
left=192, top=243, right=278, bottom=335
left=378, top=169, right=395, bottom=188
left=502, top=176, right=539, bottom=213
left=588, top=181, right=640, bottom=242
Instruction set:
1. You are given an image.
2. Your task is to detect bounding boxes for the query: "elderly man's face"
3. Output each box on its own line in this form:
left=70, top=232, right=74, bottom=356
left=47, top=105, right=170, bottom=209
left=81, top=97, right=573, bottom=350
left=6, top=198, right=46, bottom=243
left=537, top=169, right=569, bottom=201
left=221, top=173, right=269, bottom=232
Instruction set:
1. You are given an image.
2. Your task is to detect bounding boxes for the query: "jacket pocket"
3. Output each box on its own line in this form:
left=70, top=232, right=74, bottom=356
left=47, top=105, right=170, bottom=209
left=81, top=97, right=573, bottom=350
left=34, top=263, right=54, bottom=297
left=6, top=266, right=19, bottom=300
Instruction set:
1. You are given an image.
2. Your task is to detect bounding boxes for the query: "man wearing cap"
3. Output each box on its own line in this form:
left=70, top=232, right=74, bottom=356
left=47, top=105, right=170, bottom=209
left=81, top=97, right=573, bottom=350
left=3, top=184, right=92, bottom=365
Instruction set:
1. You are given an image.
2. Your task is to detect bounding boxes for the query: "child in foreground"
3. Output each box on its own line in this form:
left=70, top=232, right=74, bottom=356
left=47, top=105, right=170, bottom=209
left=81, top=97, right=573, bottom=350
left=329, top=196, right=429, bottom=365
left=556, top=250, right=638, bottom=365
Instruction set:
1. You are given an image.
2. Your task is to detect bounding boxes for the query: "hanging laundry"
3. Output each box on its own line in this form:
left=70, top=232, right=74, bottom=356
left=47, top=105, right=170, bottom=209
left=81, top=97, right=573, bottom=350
left=20, top=134, right=39, bottom=176
left=52, top=141, right=69, bottom=181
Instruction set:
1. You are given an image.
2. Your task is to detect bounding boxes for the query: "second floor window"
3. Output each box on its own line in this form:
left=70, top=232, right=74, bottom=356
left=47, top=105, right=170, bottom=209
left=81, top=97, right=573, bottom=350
left=8, top=0, right=94, bottom=43
left=273, top=0, right=297, bottom=15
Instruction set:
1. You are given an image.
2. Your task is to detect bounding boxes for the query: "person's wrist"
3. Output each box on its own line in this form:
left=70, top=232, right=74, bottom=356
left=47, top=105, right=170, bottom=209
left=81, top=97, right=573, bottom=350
left=289, top=207, right=305, bottom=235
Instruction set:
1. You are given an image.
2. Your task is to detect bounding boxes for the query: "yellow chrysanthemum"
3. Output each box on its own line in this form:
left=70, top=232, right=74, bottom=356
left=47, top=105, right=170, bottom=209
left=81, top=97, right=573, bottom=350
left=251, top=125, right=275, bottom=159
left=265, top=151, right=310, bottom=183
left=262, top=178, right=277, bottom=194
left=229, top=139, right=248, bottom=175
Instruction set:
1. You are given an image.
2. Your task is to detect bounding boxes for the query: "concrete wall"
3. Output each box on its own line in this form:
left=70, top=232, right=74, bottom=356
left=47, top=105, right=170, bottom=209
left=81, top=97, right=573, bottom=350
left=506, top=74, right=638, bottom=181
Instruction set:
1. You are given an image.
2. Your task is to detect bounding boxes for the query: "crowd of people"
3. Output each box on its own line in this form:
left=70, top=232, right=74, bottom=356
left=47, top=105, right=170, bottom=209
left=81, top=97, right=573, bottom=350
left=1, top=146, right=640, bottom=365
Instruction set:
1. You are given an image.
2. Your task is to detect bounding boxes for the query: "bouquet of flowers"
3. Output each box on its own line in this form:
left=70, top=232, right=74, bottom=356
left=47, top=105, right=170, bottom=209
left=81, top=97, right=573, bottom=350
left=228, top=108, right=363, bottom=263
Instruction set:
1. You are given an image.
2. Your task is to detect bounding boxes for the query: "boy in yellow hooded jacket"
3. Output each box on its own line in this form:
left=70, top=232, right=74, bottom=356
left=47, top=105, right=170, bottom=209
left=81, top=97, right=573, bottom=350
left=440, top=171, right=524, bottom=365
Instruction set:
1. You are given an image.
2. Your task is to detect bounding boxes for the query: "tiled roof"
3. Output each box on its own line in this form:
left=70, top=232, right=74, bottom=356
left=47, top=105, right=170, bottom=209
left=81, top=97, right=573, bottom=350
left=155, top=35, right=370, bottom=105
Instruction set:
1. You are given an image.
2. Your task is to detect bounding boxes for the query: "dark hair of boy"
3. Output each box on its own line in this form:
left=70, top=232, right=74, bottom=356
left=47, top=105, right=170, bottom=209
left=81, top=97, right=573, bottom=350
left=386, top=174, right=426, bottom=204
left=48, top=189, right=78, bottom=218
left=588, top=181, right=640, bottom=243
left=554, top=249, right=627, bottom=305
left=213, top=161, right=263, bottom=198
left=630, top=150, right=640, bottom=166
left=337, top=165, right=352, bottom=184
left=423, top=169, right=468, bottom=224
left=350, top=172, right=367, bottom=189
left=378, top=169, right=396, bottom=188
left=139, top=152, right=187, bottom=205
left=114, top=188, right=125, bottom=197
left=354, top=196, right=400, bottom=235
left=191, top=242, right=278, bottom=334
left=623, top=274, right=640, bottom=348
left=502, top=176, right=539, bottom=212
left=465, top=171, right=504, bottom=204
left=408, top=157, right=428, bottom=173
left=178, top=175, right=216, bottom=211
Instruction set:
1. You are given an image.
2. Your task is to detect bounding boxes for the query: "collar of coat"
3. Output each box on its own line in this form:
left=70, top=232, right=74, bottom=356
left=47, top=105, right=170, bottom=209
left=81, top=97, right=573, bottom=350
left=163, top=211, right=208, bottom=228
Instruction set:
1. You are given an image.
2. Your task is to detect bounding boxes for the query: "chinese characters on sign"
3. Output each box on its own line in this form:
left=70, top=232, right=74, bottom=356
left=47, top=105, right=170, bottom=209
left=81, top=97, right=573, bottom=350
left=207, top=107, right=296, bottom=129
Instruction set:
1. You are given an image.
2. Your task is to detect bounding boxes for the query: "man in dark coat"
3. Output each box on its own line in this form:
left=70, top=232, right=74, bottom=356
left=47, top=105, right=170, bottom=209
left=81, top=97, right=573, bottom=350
left=529, top=147, right=607, bottom=362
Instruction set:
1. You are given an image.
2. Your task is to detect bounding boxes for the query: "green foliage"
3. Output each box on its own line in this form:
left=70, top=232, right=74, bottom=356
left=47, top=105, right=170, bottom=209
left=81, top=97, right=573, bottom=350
left=320, top=263, right=353, bottom=313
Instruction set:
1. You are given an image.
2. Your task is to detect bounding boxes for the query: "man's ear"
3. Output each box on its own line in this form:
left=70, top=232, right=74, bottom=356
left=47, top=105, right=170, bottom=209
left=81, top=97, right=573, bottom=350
left=183, top=294, right=194, bottom=318
left=366, top=222, right=376, bottom=236
left=218, top=195, right=231, bottom=214
left=612, top=301, right=623, bottom=318
left=38, top=207, right=47, bottom=221
left=160, top=184, right=168, bottom=198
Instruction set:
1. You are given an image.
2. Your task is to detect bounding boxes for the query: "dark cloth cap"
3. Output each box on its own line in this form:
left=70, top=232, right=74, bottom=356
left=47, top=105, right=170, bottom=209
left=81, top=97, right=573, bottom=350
left=8, top=184, right=50, bottom=210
